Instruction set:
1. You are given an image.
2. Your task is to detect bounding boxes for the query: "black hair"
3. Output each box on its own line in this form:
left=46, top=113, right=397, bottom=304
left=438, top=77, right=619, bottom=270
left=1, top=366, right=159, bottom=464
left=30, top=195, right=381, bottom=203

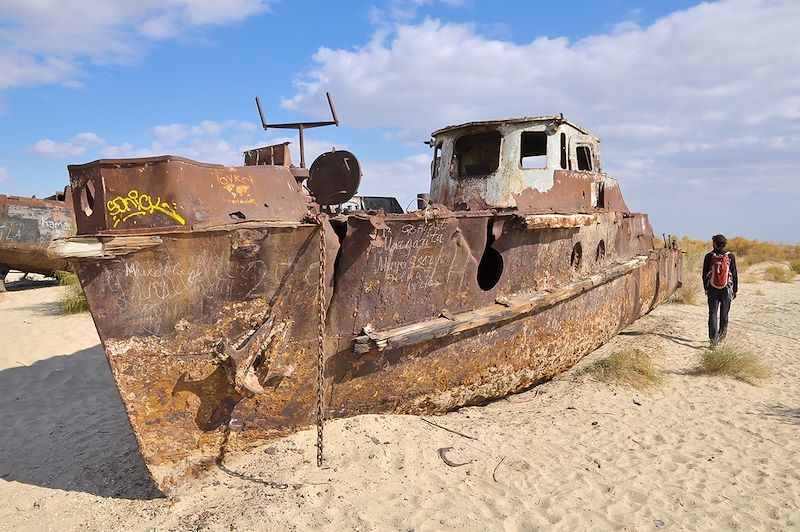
left=712, top=234, right=727, bottom=249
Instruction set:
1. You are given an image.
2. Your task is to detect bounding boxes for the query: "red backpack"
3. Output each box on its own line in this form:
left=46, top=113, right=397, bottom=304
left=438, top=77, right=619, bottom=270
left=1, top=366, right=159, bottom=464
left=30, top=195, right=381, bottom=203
left=708, top=252, right=731, bottom=289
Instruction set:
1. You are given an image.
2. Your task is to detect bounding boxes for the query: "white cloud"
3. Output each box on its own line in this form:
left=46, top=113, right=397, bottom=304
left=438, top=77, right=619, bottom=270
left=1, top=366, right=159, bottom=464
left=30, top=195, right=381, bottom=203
left=370, top=0, right=466, bottom=24
left=30, top=119, right=329, bottom=168
left=72, top=132, right=104, bottom=145
left=152, top=124, right=190, bottom=146
left=191, top=120, right=238, bottom=137
left=285, top=0, right=800, bottom=242
left=0, top=166, right=8, bottom=181
left=100, top=143, right=156, bottom=159
left=61, top=79, right=86, bottom=89
left=0, top=0, right=273, bottom=90
left=32, top=140, right=84, bottom=158
left=33, top=132, right=105, bottom=157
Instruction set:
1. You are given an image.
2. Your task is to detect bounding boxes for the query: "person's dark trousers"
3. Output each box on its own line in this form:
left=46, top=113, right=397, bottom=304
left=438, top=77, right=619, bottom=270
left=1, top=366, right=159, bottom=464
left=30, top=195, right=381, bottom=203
left=707, top=287, right=731, bottom=343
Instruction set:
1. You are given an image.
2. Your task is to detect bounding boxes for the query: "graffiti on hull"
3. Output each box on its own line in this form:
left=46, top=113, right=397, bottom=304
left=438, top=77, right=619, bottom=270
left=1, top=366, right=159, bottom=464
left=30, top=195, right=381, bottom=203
left=106, top=190, right=186, bottom=228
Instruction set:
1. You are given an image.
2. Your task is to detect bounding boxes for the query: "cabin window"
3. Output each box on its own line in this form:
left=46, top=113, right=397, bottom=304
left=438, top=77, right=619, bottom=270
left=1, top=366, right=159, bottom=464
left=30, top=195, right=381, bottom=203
left=453, top=131, right=501, bottom=178
left=576, top=145, right=593, bottom=171
left=560, top=133, right=567, bottom=169
left=431, top=142, right=442, bottom=180
left=520, top=131, right=547, bottom=169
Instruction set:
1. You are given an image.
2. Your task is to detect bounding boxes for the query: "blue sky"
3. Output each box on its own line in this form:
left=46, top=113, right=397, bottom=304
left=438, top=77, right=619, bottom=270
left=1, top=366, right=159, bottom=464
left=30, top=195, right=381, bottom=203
left=1, top=0, right=797, bottom=243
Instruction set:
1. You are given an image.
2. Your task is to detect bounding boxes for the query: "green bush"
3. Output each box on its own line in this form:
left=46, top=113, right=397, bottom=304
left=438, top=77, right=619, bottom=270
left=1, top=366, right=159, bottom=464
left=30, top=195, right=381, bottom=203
left=56, top=271, right=89, bottom=314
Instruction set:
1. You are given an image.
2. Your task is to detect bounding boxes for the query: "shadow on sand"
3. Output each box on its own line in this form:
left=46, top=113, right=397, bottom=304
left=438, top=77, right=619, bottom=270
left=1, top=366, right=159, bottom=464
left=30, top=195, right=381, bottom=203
left=2, top=277, right=59, bottom=292
left=0, top=345, right=162, bottom=500
left=618, top=330, right=705, bottom=350
left=762, top=404, right=800, bottom=425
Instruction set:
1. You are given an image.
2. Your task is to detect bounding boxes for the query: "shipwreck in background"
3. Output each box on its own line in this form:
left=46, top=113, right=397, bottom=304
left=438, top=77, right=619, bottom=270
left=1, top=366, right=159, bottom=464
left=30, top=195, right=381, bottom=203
left=0, top=190, right=75, bottom=291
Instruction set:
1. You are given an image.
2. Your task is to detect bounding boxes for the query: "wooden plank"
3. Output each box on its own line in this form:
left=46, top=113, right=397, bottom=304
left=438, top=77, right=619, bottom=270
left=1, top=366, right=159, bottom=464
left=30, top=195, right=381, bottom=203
left=354, top=255, right=648, bottom=354
left=48, top=236, right=163, bottom=259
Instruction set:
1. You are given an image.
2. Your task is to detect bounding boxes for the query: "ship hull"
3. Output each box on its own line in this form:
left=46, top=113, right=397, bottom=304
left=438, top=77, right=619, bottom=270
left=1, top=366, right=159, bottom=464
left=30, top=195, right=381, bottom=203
left=64, top=211, right=681, bottom=492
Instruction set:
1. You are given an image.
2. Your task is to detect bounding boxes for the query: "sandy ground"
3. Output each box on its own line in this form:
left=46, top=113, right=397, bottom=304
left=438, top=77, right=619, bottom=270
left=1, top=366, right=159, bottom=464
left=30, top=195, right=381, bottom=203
left=1, top=272, right=798, bottom=531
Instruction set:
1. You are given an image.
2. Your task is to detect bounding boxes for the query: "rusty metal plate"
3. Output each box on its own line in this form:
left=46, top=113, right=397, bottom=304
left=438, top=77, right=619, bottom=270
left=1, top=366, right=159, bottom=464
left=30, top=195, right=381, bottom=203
left=68, top=156, right=313, bottom=236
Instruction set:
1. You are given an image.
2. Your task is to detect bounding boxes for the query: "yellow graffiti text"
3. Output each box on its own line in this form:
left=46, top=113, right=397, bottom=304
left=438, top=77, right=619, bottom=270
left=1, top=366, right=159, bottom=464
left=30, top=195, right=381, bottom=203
left=106, top=190, right=186, bottom=228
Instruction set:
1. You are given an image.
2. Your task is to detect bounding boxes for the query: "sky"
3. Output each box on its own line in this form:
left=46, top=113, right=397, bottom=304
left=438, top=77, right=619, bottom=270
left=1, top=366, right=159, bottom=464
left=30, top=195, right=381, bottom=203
left=0, top=0, right=797, bottom=243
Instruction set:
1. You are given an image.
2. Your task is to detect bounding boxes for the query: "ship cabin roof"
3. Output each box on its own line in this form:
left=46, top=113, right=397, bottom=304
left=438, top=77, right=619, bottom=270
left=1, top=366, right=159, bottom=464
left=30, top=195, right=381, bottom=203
left=431, top=115, right=598, bottom=142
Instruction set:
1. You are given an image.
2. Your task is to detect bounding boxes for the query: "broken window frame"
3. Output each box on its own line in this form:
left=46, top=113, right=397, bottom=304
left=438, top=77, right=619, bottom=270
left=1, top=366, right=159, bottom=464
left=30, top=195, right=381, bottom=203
left=431, top=141, right=443, bottom=180
left=451, top=130, right=502, bottom=179
left=575, top=144, right=594, bottom=172
left=519, top=130, right=548, bottom=170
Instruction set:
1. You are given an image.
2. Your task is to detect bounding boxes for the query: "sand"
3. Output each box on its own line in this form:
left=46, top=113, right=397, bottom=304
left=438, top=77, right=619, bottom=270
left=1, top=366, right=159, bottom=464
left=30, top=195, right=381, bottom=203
left=1, top=272, right=798, bottom=531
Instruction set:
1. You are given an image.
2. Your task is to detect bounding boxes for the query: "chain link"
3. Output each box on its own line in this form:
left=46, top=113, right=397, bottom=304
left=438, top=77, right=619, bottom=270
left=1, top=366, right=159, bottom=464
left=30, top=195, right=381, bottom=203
left=316, top=213, right=327, bottom=467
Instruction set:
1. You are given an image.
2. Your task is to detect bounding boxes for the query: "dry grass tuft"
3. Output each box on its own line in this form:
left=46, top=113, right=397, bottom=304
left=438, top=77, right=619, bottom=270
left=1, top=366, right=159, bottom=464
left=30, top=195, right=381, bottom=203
left=667, top=241, right=705, bottom=305
left=56, top=271, right=89, bottom=314
left=580, top=348, right=664, bottom=390
left=790, top=259, right=800, bottom=272
left=698, top=342, right=770, bottom=384
left=668, top=274, right=703, bottom=305
left=764, top=265, right=797, bottom=283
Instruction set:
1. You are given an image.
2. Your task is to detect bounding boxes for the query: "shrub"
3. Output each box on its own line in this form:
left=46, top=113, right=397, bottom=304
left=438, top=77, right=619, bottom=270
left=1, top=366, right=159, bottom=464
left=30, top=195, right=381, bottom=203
left=579, top=348, right=664, bottom=390
left=56, top=271, right=89, bottom=314
left=764, top=265, right=797, bottom=283
left=668, top=274, right=703, bottom=305
left=698, top=342, right=769, bottom=384
left=666, top=236, right=800, bottom=270
left=666, top=243, right=705, bottom=305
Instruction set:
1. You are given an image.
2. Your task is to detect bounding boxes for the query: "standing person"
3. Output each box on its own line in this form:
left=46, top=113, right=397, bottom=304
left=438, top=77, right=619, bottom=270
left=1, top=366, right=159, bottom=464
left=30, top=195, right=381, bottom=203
left=702, top=234, right=738, bottom=345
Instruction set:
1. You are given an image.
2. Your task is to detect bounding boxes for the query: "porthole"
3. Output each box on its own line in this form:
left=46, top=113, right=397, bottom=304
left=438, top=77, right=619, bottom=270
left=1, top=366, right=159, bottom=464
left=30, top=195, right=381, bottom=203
left=570, top=242, right=582, bottom=271
left=596, top=240, right=606, bottom=263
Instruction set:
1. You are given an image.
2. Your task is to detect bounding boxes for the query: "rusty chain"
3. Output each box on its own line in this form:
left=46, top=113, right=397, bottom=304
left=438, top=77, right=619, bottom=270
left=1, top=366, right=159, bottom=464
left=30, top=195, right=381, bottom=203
left=316, top=213, right=327, bottom=467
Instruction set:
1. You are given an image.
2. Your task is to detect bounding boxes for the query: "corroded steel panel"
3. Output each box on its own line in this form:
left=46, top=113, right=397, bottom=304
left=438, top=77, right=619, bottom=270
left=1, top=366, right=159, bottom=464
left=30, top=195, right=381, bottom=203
left=69, top=157, right=311, bottom=235
left=513, top=170, right=630, bottom=214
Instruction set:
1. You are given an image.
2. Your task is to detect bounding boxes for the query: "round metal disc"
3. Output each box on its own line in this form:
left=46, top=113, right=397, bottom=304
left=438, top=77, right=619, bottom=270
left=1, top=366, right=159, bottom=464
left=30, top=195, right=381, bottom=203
left=308, top=150, right=361, bottom=205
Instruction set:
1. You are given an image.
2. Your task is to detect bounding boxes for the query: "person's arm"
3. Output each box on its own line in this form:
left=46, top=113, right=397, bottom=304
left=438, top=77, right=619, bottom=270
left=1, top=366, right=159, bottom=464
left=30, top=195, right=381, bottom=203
left=702, top=253, right=711, bottom=292
left=730, top=254, right=738, bottom=296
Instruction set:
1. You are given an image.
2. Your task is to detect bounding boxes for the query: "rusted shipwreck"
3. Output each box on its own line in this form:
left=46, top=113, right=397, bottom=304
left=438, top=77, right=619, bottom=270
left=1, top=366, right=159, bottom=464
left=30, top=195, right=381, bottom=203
left=0, top=190, right=75, bottom=291
left=51, top=110, right=682, bottom=492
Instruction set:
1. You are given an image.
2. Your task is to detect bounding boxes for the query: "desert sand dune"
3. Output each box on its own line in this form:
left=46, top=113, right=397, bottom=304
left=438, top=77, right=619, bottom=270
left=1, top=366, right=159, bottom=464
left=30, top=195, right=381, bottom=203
left=1, top=276, right=798, bottom=530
